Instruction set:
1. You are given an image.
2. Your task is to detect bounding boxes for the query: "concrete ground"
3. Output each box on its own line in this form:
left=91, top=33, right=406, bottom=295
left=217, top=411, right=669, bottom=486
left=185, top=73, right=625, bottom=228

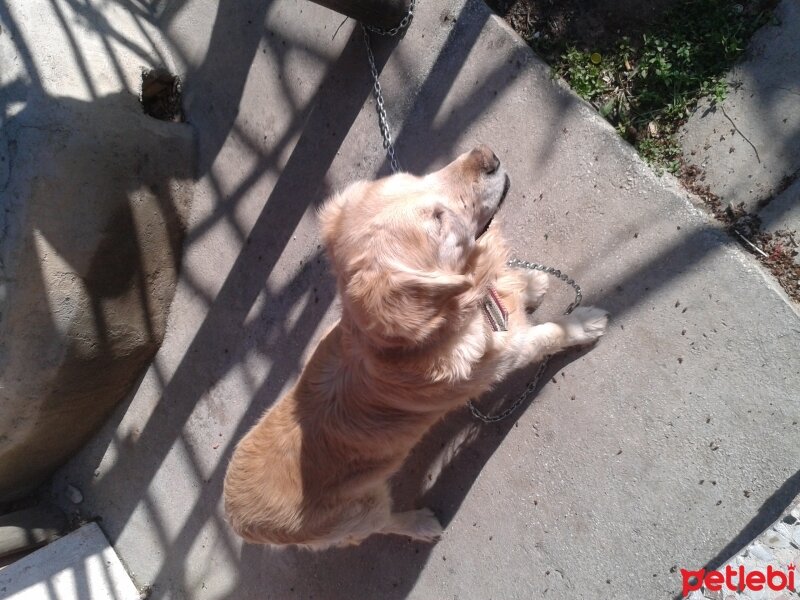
left=680, top=0, right=800, bottom=235
left=687, top=497, right=800, bottom=600
left=0, top=523, right=139, bottom=600
left=44, top=0, right=800, bottom=599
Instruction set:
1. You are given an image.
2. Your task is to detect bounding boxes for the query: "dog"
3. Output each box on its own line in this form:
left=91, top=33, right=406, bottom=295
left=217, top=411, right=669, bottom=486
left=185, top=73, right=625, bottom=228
left=223, top=145, right=608, bottom=549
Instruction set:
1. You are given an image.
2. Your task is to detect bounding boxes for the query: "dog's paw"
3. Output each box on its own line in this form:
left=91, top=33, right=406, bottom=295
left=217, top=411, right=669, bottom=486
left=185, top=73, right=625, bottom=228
left=404, top=508, right=443, bottom=543
left=383, top=508, right=443, bottom=543
left=561, top=306, right=608, bottom=346
left=524, top=270, right=549, bottom=310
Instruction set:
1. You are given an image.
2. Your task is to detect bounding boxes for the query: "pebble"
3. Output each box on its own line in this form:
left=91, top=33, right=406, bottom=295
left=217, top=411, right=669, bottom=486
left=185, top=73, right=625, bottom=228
left=748, top=542, right=773, bottom=562
left=66, top=484, right=83, bottom=504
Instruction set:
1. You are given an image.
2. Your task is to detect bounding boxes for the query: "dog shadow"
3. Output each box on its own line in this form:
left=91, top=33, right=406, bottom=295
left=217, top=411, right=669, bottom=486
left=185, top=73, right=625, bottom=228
left=227, top=346, right=591, bottom=600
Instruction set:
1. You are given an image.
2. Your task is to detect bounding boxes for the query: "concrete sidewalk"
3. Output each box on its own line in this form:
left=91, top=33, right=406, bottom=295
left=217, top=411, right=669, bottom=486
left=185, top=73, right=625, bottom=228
left=680, top=0, right=800, bottom=223
left=51, top=0, right=800, bottom=599
left=680, top=0, right=800, bottom=287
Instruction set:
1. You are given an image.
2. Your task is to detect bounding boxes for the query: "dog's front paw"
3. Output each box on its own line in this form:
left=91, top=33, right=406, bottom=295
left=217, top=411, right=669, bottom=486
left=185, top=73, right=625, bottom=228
left=384, top=508, right=443, bottom=543
left=524, top=269, right=549, bottom=310
left=561, top=306, right=608, bottom=346
left=405, top=508, right=443, bottom=543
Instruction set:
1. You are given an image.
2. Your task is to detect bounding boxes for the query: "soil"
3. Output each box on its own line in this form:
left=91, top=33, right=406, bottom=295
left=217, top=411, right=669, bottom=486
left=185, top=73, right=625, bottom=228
left=681, top=165, right=800, bottom=303
left=140, top=69, right=183, bottom=122
left=486, top=0, right=681, bottom=57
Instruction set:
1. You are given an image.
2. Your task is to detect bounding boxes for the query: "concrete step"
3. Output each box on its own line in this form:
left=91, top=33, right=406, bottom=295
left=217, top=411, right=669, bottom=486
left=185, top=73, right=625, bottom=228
left=0, top=522, right=140, bottom=600
left=0, top=506, right=66, bottom=564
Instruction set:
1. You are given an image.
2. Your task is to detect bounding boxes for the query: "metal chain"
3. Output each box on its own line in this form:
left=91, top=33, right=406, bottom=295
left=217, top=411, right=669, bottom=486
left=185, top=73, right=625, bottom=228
left=468, top=259, right=583, bottom=424
left=363, top=0, right=416, bottom=37
left=360, top=0, right=415, bottom=173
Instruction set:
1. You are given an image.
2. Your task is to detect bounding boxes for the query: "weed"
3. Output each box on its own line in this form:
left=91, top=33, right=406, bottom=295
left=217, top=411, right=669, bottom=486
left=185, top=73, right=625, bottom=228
left=539, top=0, right=775, bottom=173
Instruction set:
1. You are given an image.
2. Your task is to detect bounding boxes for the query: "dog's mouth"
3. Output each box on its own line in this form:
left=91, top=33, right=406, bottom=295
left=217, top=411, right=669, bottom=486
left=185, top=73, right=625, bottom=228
left=500, top=172, right=511, bottom=204
left=477, top=173, right=510, bottom=239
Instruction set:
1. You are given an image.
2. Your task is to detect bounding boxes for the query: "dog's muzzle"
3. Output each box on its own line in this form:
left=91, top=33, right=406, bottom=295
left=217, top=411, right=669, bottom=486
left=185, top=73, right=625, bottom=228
left=478, top=173, right=510, bottom=238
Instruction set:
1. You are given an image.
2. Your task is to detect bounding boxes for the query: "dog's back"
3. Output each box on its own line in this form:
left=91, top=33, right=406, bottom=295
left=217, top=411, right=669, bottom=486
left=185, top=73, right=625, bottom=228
left=223, top=326, right=430, bottom=547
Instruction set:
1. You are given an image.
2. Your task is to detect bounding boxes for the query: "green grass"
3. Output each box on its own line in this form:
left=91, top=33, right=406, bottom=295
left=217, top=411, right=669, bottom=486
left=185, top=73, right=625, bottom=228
left=542, top=0, right=775, bottom=173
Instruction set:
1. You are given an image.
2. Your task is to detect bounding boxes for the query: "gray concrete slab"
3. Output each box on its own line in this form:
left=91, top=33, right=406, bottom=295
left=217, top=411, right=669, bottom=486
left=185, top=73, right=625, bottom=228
left=0, top=522, right=140, bottom=600
left=0, top=506, right=65, bottom=559
left=50, top=1, right=800, bottom=599
left=0, top=0, right=194, bottom=500
left=760, top=176, right=800, bottom=236
left=686, top=495, right=800, bottom=599
left=679, top=0, right=800, bottom=213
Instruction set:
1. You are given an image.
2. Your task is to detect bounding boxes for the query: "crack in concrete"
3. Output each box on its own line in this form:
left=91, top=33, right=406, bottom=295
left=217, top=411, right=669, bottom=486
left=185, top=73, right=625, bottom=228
left=16, top=123, right=71, bottom=134
left=769, top=85, right=800, bottom=97
left=719, top=104, right=760, bottom=164
left=0, top=138, right=18, bottom=277
left=0, top=138, right=14, bottom=195
left=757, top=166, right=800, bottom=212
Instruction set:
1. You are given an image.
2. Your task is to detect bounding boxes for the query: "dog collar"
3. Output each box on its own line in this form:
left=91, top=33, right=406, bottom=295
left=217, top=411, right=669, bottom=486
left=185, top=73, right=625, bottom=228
left=482, top=286, right=508, bottom=332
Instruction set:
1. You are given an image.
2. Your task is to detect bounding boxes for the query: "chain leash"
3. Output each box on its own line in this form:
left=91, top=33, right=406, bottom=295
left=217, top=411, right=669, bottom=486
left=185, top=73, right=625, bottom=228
left=356, top=4, right=584, bottom=424
left=467, top=260, right=583, bottom=424
left=363, top=0, right=416, bottom=37
left=360, top=0, right=415, bottom=173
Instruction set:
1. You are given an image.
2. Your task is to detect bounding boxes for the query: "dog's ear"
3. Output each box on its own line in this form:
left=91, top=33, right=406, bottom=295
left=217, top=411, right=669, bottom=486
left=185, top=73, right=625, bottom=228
left=318, top=192, right=347, bottom=263
left=346, top=267, right=472, bottom=348
left=392, top=269, right=472, bottom=300
left=318, top=181, right=371, bottom=269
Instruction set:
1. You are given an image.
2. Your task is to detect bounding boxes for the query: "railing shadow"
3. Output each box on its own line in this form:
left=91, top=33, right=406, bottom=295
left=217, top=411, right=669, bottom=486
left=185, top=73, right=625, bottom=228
left=2, top=0, right=798, bottom=599
left=0, top=0, right=195, bottom=500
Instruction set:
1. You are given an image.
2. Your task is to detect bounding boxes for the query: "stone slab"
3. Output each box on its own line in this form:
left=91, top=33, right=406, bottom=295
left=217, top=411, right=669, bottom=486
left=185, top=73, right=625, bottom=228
left=0, top=522, right=140, bottom=600
left=0, top=0, right=194, bottom=500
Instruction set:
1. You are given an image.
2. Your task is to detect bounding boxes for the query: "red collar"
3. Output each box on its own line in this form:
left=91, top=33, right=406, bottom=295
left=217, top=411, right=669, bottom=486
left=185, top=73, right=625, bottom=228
left=481, top=286, right=508, bottom=332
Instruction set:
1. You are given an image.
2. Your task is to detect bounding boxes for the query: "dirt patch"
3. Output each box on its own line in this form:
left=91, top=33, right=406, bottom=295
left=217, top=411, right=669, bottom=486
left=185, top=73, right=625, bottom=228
left=141, top=68, right=183, bottom=122
left=487, top=0, right=680, bottom=57
left=681, top=164, right=800, bottom=303
left=490, top=0, right=777, bottom=173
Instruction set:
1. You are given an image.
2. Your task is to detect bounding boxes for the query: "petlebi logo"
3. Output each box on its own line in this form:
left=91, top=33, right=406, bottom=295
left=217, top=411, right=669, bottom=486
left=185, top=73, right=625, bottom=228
left=681, top=563, right=797, bottom=597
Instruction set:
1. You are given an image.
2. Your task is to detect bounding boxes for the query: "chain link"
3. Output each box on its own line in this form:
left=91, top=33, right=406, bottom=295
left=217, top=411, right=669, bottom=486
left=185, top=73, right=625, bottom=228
left=364, top=0, right=416, bottom=37
left=468, top=260, right=583, bottom=424
left=360, top=0, right=415, bottom=173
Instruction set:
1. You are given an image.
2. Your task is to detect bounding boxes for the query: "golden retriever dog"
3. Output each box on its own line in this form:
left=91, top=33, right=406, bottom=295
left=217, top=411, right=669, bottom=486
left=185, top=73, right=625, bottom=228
left=223, top=145, right=607, bottom=549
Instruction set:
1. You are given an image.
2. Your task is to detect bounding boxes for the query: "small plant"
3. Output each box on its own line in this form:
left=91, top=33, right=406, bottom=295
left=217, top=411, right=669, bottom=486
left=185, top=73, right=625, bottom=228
left=560, top=48, right=607, bottom=101
left=544, top=0, right=775, bottom=173
left=638, top=138, right=682, bottom=175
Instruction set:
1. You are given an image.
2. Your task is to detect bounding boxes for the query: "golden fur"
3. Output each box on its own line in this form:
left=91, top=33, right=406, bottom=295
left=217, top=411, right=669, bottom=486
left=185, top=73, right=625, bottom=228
left=223, top=146, right=608, bottom=549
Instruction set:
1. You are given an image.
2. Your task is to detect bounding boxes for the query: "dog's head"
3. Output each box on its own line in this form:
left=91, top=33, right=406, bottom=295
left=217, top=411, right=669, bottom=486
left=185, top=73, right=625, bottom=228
left=319, top=145, right=510, bottom=349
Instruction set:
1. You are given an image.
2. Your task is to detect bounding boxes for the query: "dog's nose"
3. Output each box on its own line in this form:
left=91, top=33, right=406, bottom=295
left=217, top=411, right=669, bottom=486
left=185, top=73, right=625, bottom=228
left=471, top=144, right=500, bottom=175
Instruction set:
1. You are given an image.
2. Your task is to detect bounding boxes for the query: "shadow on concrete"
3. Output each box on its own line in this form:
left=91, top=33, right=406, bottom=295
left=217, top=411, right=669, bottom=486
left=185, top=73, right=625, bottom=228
left=703, top=469, right=800, bottom=572
left=0, top=0, right=195, bottom=501
left=2, top=0, right=798, bottom=598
